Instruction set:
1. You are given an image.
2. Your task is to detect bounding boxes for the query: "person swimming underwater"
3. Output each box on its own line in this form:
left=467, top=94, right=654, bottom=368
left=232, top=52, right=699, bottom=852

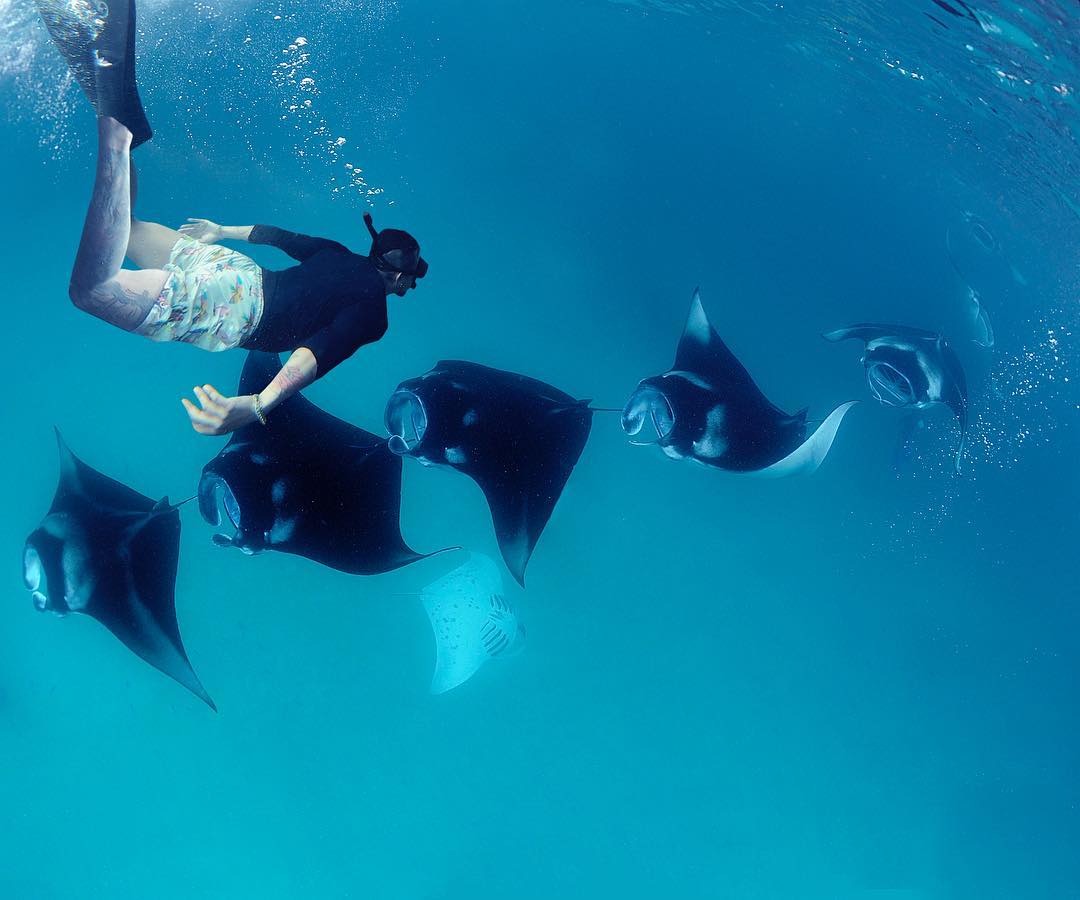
left=37, top=0, right=427, bottom=436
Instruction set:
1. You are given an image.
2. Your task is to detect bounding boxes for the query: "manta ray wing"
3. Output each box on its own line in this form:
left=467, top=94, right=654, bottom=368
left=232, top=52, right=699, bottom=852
left=51, top=429, right=156, bottom=515
left=36, top=437, right=215, bottom=709
left=291, top=440, right=431, bottom=574
left=673, top=289, right=791, bottom=418
left=822, top=322, right=940, bottom=344
left=463, top=402, right=592, bottom=586
left=422, top=553, right=521, bottom=694
left=202, top=352, right=434, bottom=574
left=749, top=401, right=859, bottom=478
left=434, top=359, right=582, bottom=408
left=87, top=507, right=216, bottom=709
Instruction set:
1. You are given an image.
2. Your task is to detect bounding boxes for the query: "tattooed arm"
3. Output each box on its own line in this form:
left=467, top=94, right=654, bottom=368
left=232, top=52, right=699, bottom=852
left=178, top=220, right=347, bottom=261
left=258, top=348, right=318, bottom=413
left=181, top=348, right=317, bottom=435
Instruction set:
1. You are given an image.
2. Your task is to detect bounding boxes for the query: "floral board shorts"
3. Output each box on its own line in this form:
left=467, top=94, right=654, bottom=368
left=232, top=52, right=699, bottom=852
left=134, top=236, right=264, bottom=352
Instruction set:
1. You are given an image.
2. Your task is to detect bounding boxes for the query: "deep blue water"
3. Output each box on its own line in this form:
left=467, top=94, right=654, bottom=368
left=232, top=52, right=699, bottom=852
left=2, top=0, right=1079, bottom=897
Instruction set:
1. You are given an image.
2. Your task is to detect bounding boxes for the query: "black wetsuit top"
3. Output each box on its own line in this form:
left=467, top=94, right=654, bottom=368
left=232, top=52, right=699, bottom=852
left=241, top=225, right=389, bottom=376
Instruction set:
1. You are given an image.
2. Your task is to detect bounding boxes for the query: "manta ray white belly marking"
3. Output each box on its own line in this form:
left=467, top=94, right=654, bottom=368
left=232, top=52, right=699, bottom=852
left=922, top=361, right=944, bottom=400
left=421, top=553, right=525, bottom=694
left=268, top=517, right=297, bottom=544
left=692, top=404, right=729, bottom=458
left=271, top=478, right=289, bottom=505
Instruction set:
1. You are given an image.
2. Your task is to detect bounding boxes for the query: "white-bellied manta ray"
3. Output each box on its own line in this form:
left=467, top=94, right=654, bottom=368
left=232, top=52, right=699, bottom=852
left=421, top=552, right=525, bottom=694
left=199, top=351, right=443, bottom=575
left=621, top=289, right=857, bottom=475
left=823, top=323, right=968, bottom=473
left=23, top=431, right=215, bottom=709
left=384, top=360, right=593, bottom=586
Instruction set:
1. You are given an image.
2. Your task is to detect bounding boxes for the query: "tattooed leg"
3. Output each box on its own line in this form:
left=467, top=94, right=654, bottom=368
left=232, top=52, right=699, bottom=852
left=69, top=117, right=168, bottom=331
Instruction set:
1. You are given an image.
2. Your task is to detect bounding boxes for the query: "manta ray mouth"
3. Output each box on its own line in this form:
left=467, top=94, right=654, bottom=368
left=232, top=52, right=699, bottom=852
left=384, top=390, right=428, bottom=455
left=867, top=362, right=917, bottom=407
left=621, top=385, right=675, bottom=443
left=202, top=476, right=244, bottom=548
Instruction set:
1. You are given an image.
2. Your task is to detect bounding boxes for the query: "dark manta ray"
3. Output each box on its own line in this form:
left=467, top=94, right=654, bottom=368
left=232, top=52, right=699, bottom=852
left=199, top=352, right=436, bottom=574
left=384, top=360, right=593, bottom=586
left=23, top=431, right=214, bottom=709
left=622, top=289, right=856, bottom=475
left=823, top=323, right=968, bottom=472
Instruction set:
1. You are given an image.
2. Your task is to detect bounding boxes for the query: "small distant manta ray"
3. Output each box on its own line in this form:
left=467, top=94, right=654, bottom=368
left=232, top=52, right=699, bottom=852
left=964, top=286, right=995, bottom=349
left=929, top=0, right=978, bottom=22
left=420, top=552, right=525, bottom=694
left=23, top=431, right=215, bottom=709
left=823, top=323, right=969, bottom=473
left=621, top=289, right=857, bottom=475
left=199, top=351, right=442, bottom=575
left=384, top=360, right=593, bottom=586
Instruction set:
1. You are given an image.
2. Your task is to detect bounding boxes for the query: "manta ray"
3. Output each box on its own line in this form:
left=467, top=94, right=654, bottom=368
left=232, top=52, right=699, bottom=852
left=384, top=360, right=593, bottom=586
left=23, top=431, right=214, bottom=709
left=823, top=322, right=969, bottom=472
left=421, top=552, right=525, bottom=694
left=622, top=289, right=856, bottom=475
left=199, top=351, right=440, bottom=574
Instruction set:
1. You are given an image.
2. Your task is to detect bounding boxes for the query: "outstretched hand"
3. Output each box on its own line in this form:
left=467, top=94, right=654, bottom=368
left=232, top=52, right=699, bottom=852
left=182, top=385, right=258, bottom=436
left=179, top=218, right=224, bottom=244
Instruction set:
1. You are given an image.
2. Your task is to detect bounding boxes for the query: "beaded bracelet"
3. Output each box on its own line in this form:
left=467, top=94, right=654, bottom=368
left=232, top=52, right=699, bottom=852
left=252, top=394, right=268, bottom=426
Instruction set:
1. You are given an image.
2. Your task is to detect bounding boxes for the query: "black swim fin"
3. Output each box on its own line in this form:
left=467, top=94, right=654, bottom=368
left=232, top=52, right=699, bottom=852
left=35, top=0, right=100, bottom=104
left=93, top=0, right=152, bottom=147
left=36, top=0, right=152, bottom=147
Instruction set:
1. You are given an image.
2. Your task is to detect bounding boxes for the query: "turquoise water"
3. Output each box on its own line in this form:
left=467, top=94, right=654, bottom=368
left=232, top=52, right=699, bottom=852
left=3, top=0, right=1080, bottom=896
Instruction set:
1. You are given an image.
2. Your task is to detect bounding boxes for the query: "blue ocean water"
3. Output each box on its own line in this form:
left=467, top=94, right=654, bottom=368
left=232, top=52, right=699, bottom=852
left=2, top=0, right=1079, bottom=896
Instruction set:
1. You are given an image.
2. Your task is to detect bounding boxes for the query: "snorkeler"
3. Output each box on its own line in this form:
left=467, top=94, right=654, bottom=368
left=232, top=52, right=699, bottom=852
left=38, top=0, right=428, bottom=436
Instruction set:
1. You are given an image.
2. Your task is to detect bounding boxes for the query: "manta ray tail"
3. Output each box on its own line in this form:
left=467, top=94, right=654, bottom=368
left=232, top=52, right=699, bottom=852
left=751, top=401, right=859, bottom=479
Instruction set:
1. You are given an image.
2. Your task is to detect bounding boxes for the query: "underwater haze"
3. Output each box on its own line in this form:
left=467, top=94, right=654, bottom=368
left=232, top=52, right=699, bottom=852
left=3, top=0, right=1080, bottom=897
